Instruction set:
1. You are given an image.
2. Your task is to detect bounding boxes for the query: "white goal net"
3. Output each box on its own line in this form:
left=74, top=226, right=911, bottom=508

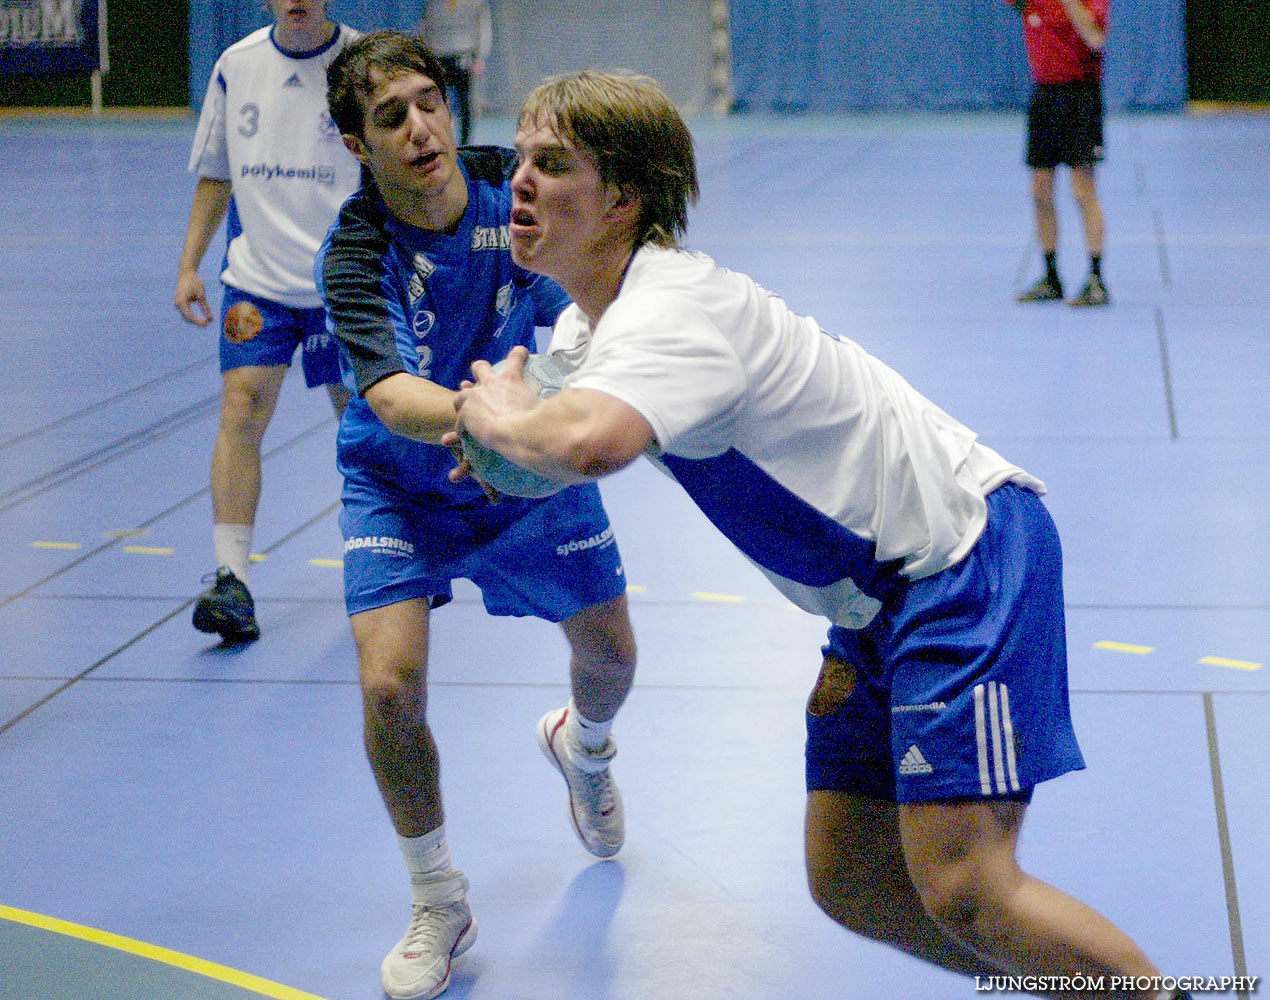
left=481, top=0, right=730, bottom=116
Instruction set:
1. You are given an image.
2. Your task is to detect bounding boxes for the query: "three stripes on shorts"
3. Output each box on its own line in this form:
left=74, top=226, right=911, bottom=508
left=974, top=681, right=1020, bottom=795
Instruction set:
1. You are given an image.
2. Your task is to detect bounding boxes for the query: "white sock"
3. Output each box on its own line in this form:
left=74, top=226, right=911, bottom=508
left=399, top=826, right=466, bottom=906
left=567, top=698, right=613, bottom=751
left=213, top=523, right=253, bottom=584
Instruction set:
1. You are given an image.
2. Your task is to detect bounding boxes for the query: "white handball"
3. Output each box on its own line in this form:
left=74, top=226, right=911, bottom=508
left=459, top=353, right=575, bottom=499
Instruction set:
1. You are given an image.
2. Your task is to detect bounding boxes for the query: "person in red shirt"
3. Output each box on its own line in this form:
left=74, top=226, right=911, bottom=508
left=1013, top=0, right=1111, bottom=307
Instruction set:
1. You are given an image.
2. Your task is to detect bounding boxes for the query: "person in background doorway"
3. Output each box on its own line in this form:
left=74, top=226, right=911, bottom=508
left=419, top=0, right=492, bottom=144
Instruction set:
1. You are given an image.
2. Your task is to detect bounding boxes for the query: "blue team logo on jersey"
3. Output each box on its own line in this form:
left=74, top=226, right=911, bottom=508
left=495, top=282, right=513, bottom=318
left=412, top=310, right=436, bottom=339
left=413, top=253, right=436, bottom=280
left=407, top=253, right=436, bottom=304
left=319, top=110, right=340, bottom=141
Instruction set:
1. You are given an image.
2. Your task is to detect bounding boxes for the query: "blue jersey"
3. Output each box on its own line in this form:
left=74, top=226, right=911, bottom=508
left=316, top=147, right=570, bottom=500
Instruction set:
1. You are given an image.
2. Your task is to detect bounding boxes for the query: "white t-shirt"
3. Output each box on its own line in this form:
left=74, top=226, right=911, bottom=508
left=551, top=245, right=1045, bottom=628
left=188, top=24, right=362, bottom=308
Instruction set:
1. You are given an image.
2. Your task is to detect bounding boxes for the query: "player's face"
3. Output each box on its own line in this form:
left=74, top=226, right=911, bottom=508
left=510, top=116, right=629, bottom=287
left=351, top=71, right=461, bottom=207
left=265, top=0, right=329, bottom=32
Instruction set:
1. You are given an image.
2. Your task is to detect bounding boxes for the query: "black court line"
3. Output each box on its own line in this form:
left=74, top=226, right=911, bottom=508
left=0, top=418, right=336, bottom=612
left=1203, top=693, right=1251, bottom=1000
left=8, top=593, right=346, bottom=605
left=1154, top=305, right=1179, bottom=440
left=6, top=673, right=1267, bottom=698
left=1151, top=207, right=1174, bottom=289
left=0, top=354, right=217, bottom=453
left=0, top=394, right=221, bottom=513
left=1066, top=601, right=1270, bottom=611
left=793, top=135, right=894, bottom=201
left=0, top=499, right=339, bottom=738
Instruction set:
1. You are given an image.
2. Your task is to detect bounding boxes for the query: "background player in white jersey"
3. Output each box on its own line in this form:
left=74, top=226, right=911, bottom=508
left=175, top=0, right=361, bottom=642
left=450, top=72, right=1191, bottom=1000
left=318, top=34, right=638, bottom=1000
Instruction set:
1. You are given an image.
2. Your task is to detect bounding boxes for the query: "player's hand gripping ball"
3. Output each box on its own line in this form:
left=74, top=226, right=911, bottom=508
left=459, top=353, right=575, bottom=499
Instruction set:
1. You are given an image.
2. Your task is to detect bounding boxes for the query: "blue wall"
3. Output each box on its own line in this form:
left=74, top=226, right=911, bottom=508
left=730, top=0, right=1187, bottom=112
left=190, top=0, right=1187, bottom=114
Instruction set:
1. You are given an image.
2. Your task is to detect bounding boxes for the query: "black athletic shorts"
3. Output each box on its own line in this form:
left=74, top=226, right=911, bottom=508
left=1025, top=81, right=1105, bottom=169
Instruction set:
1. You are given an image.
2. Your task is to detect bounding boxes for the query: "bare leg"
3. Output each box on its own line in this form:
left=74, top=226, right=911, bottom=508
left=1069, top=165, right=1105, bottom=258
left=804, top=652, right=995, bottom=974
left=806, top=790, right=999, bottom=976
left=899, top=799, right=1162, bottom=999
left=210, top=365, right=286, bottom=525
left=352, top=598, right=443, bottom=837
left=560, top=591, right=637, bottom=723
left=1029, top=167, right=1059, bottom=254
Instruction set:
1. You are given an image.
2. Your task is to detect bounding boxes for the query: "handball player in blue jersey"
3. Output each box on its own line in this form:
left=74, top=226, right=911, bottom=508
left=317, top=33, right=637, bottom=1000
left=177, top=0, right=361, bottom=642
left=452, top=71, right=1189, bottom=999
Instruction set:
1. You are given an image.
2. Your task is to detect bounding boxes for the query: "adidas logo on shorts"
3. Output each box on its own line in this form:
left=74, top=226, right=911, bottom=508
left=899, top=744, right=933, bottom=776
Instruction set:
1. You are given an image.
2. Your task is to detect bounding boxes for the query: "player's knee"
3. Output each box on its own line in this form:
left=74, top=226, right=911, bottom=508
left=359, top=656, right=425, bottom=716
left=1069, top=169, right=1099, bottom=205
left=567, top=599, right=638, bottom=672
left=908, top=858, right=1009, bottom=946
left=805, top=860, right=843, bottom=919
left=1029, top=172, right=1056, bottom=203
left=220, top=386, right=272, bottom=435
left=805, top=861, right=885, bottom=938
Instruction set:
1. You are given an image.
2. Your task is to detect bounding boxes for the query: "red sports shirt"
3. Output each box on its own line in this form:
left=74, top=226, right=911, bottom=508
left=1020, top=0, right=1109, bottom=84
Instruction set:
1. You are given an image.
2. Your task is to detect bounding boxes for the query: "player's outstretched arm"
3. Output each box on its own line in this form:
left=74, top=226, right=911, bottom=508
left=450, top=347, right=655, bottom=484
left=174, top=177, right=231, bottom=326
left=364, top=372, right=464, bottom=445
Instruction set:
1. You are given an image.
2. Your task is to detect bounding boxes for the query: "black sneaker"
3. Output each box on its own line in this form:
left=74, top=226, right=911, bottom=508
left=192, top=567, right=260, bottom=642
left=1016, top=276, right=1064, bottom=303
left=1068, top=274, right=1110, bottom=307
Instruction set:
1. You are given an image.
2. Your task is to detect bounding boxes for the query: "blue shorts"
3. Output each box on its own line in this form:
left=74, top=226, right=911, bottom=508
left=339, top=477, right=627, bottom=620
left=219, top=285, right=341, bottom=388
left=806, top=484, right=1085, bottom=803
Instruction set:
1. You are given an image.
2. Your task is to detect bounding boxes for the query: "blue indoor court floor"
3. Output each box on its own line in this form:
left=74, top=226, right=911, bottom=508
left=0, top=106, right=1266, bottom=1000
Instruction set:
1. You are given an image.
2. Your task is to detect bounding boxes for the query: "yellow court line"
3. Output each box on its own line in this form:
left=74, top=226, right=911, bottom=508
left=31, top=541, right=82, bottom=550
left=308, top=558, right=343, bottom=568
left=1199, top=655, right=1264, bottom=672
left=1092, top=640, right=1155, bottom=655
left=625, top=584, right=648, bottom=594
left=0, top=904, right=331, bottom=1000
left=250, top=553, right=267, bottom=563
left=123, top=546, right=175, bottom=556
left=690, top=591, right=747, bottom=604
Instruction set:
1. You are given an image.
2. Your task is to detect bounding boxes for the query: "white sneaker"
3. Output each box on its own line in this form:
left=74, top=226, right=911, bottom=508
left=381, top=899, right=477, bottom=1000
left=537, top=706, right=625, bottom=858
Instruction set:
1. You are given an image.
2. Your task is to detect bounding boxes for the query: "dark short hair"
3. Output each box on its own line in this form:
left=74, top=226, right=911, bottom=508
left=327, top=30, right=450, bottom=138
left=519, top=70, right=699, bottom=248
